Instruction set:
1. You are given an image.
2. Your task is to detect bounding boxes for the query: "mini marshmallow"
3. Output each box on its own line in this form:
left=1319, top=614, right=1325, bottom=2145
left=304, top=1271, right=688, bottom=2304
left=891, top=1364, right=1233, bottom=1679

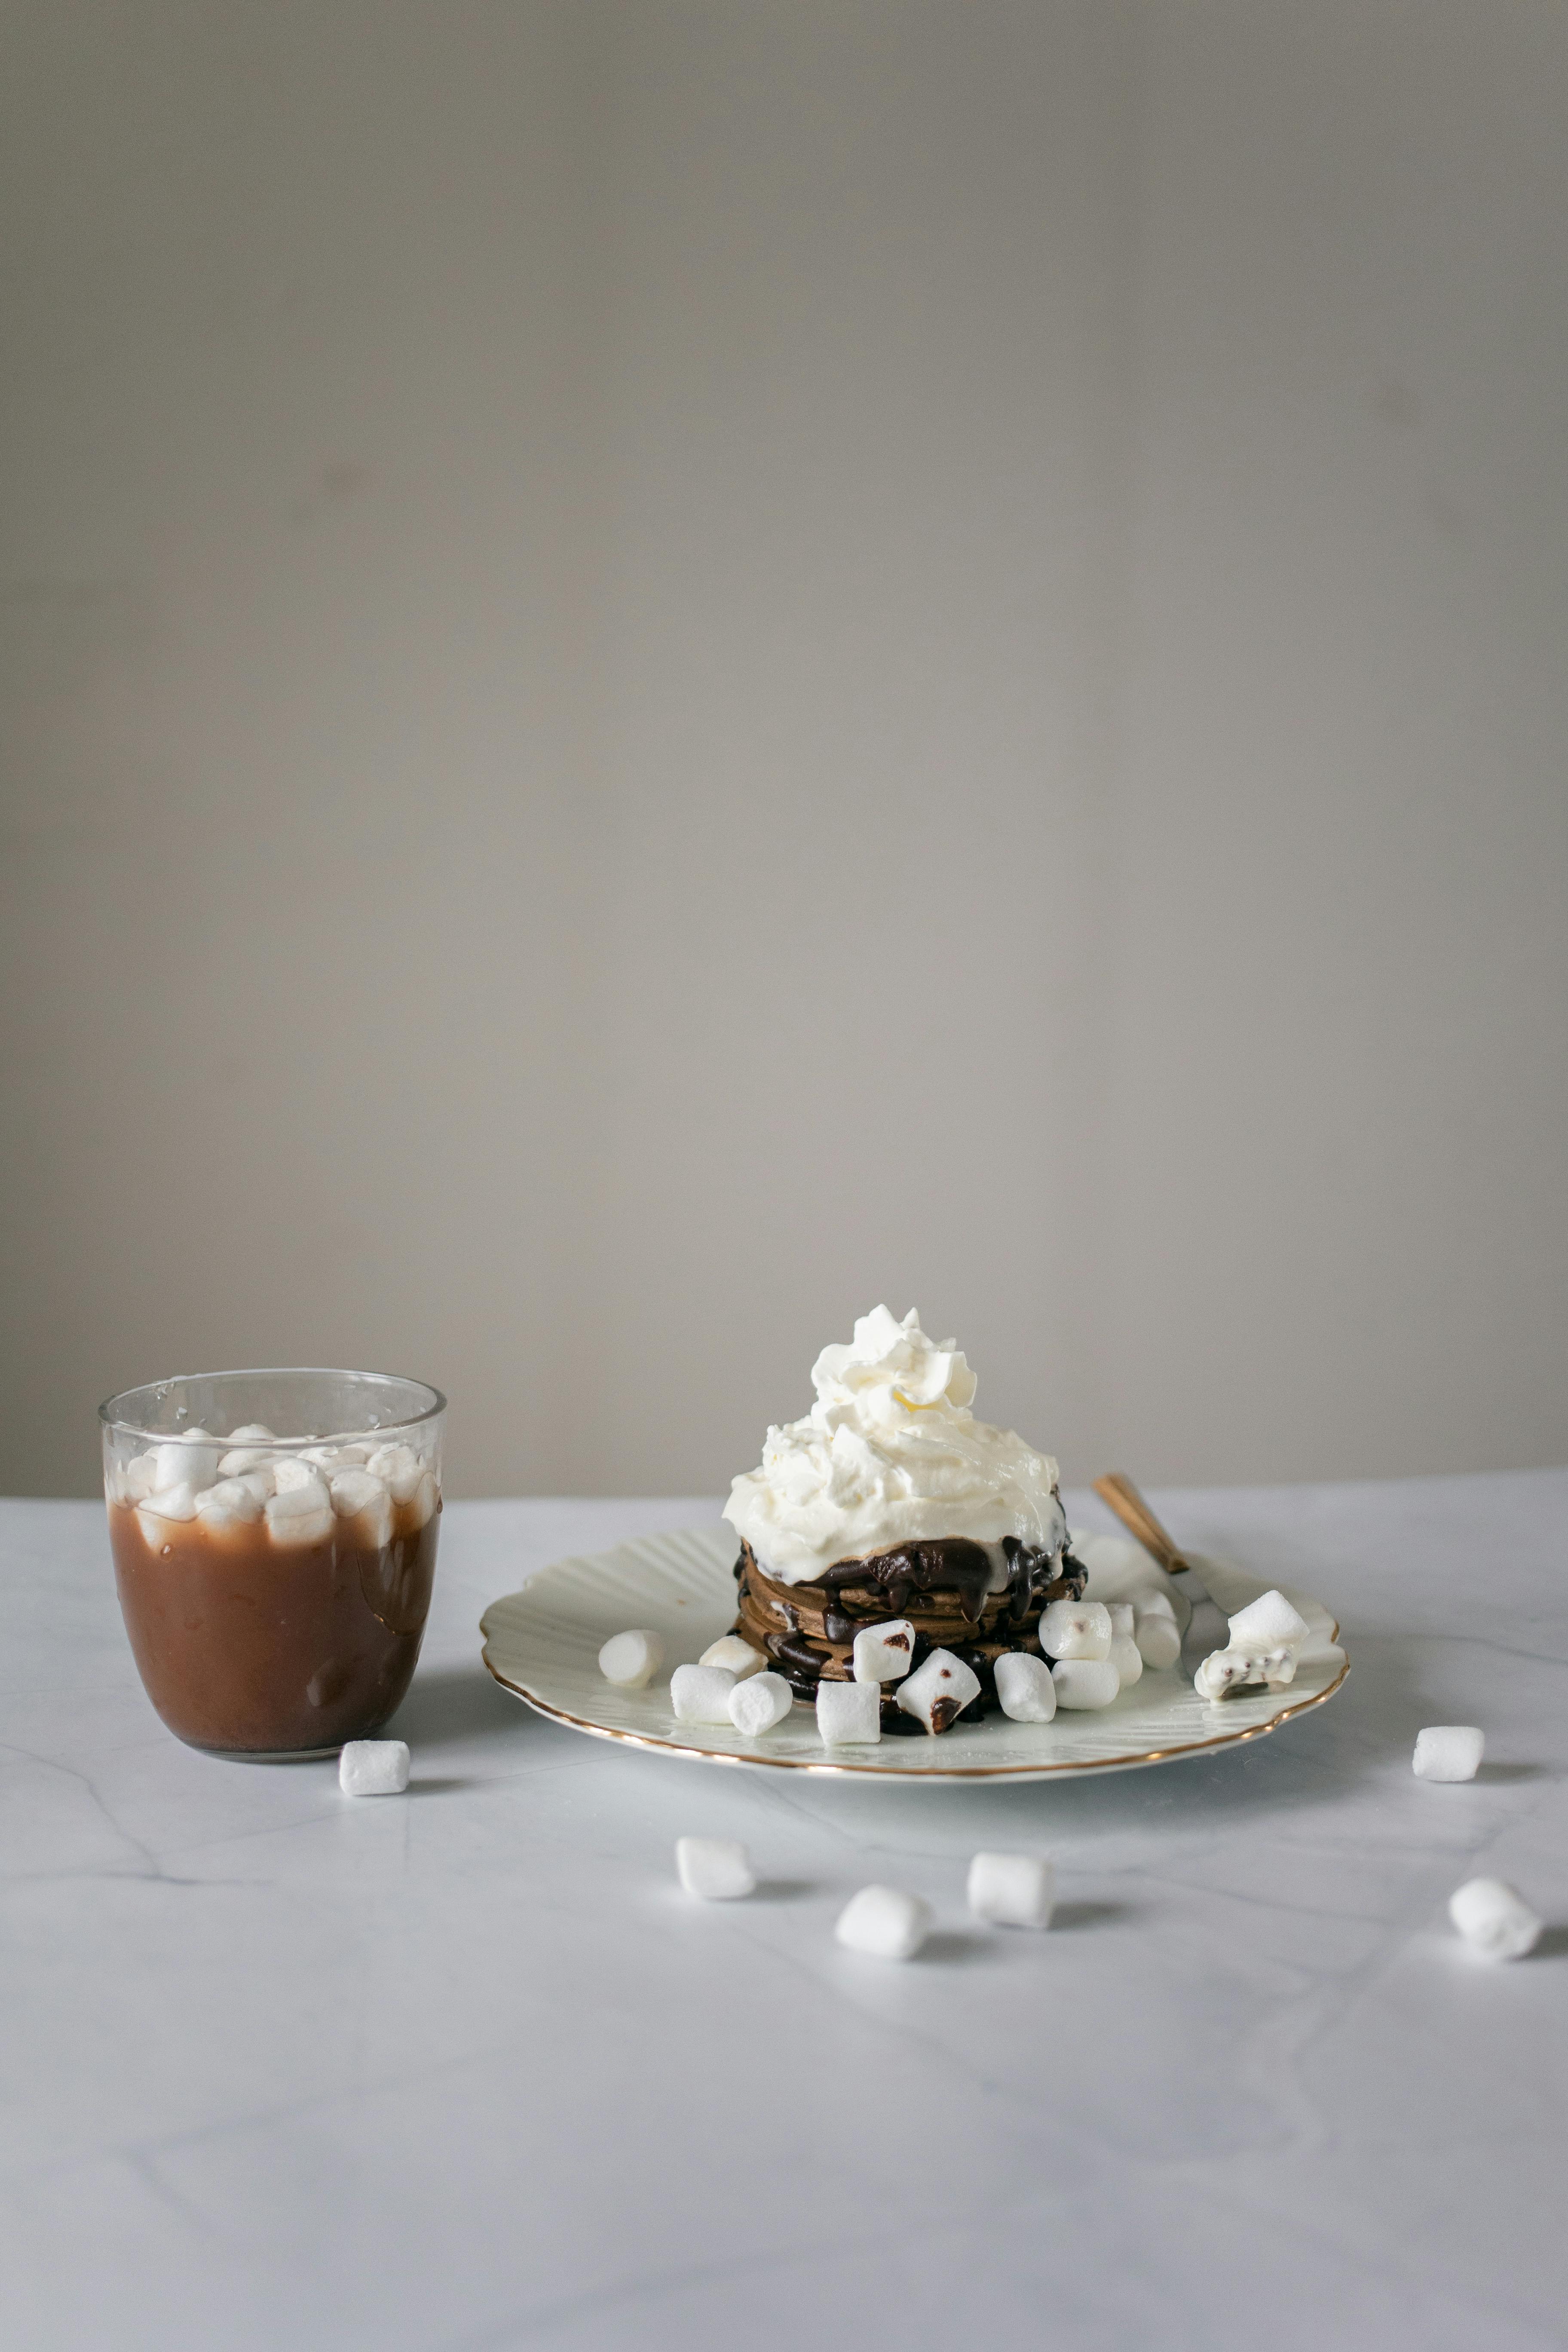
left=699, top=1635, right=766, bottom=1680
left=123, top=1454, right=160, bottom=1501
left=1038, top=1599, right=1113, bottom=1661
left=1414, top=1726, right=1485, bottom=1783
left=218, top=1447, right=279, bottom=1480
left=676, top=1835, right=755, bottom=1900
left=366, top=1443, right=423, bottom=1504
left=835, top=1884, right=932, bottom=1961
left=598, top=1629, right=665, bottom=1688
left=330, top=1469, right=393, bottom=1547
left=817, top=1679, right=882, bottom=1745
left=670, top=1663, right=737, bottom=1724
left=729, top=1671, right=793, bottom=1736
left=1133, top=1601, right=1182, bottom=1671
left=409, top=1471, right=440, bottom=1530
left=1227, top=1589, right=1310, bottom=1654
left=993, top=1651, right=1057, bottom=1723
left=1448, top=1877, right=1541, bottom=1960
left=968, top=1851, right=1055, bottom=1929
left=154, top=1433, right=221, bottom=1493
left=896, top=1648, right=981, bottom=1735
left=1109, top=1632, right=1144, bottom=1688
left=1194, top=1645, right=1296, bottom=1701
left=226, top=1424, right=277, bottom=1445
left=272, top=1455, right=325, bottom=1494
left=138, top=1482, right=199, bottom=1536
left=264, top=1481, right=334, bottom=1547
left=339, top=1739, right=410, bottom=1797
left=852, top=1619, right=917, bottom=1684
left=1107, top=1602, right=1135, bottom=1637
left=194, top=1476, right=265, bottom=1529
left=1051, top=1657, right=1121, bottom=1710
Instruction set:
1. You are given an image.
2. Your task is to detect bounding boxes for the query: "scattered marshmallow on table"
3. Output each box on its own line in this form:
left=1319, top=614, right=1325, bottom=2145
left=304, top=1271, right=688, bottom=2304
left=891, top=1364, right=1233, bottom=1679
left=1414, top=1726, right=1485, bottom=1782
left=835, top=1884, right=932, bottom=1961
left=968, top=1851, right=1055, bottom=1930
left=896, top=1648, right=981, bottom=1734
left=699, top=1634, right=765, bottom=1680
left=852, top=1620, right=916, bottom=1684
left=1052, top=1656, right=1121, bottom=1711
left=994, top=1651, right=1057, bottom=1722
left=339, top=1740, right=410, bottom=1797
left=817, top=1679, right=882, bottom=1745
left=676, top=1835, right=755, bottom=1901
left=670, top=1663, right=737, bottom=1724
left=598, top=1629, right=665, bottom=1688
left=729, top=1671, right=793, bottom=1736
left=1038, top=1599, right=1112, bottom=1661
left=1448, top=1877, right=1541, bottom=1960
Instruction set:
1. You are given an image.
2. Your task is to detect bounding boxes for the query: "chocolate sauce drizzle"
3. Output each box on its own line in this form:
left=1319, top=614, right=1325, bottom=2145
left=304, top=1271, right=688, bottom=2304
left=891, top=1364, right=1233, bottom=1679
left=731, top=1535, right=1087, bottom=1732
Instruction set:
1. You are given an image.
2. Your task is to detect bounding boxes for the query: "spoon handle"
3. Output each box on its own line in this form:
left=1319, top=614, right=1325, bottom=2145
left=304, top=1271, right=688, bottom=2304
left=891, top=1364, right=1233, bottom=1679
left=1092, top=1472, right=1193, bottom=1577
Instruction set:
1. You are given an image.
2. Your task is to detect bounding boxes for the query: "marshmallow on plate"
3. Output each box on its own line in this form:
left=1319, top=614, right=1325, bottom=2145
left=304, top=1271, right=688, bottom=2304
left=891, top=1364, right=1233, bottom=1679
left=1039, top=1599, right=1112, bottom=1661
left=852, top=1620, right=916, bottom=1684
left=1448, top=1877, right=1541, bottom=1960
left=817, top=1680, right=881, bottom=1745
left=993, top=1651, right=1057, bottom=1723
left=599, top=1629, right=665, bottom=1688
left=1052, top=1657, right=1120, bottom=1711
left=1414, top=1726, right=1485, bottom=1782
left=729, top=1672, right=793, bottom=1736
left=699, top=1635, right=765, bottom=1681
left=1228, top=1590, right=1310, bottom=1653
left=264, top=1479, right=334, bottom=1547
left=968, top=1851, right=1054, bottom=1929
left=676, top=1835, right=755, bottom=1900
left=670, top=1663, right=737, bottom=1724
left=339, top=1740, right=410, bottom=1796
left=896, top=1648, right=981, bottom=1735
left=1133, top=1594, right=1182, bottom=1671
left=835, top=1885, right=932, bottom=1961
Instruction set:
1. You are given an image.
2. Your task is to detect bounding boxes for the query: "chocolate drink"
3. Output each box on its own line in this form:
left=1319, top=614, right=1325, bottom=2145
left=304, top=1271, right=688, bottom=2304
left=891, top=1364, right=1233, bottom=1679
left=108, top=1496, right=439, bottom=1753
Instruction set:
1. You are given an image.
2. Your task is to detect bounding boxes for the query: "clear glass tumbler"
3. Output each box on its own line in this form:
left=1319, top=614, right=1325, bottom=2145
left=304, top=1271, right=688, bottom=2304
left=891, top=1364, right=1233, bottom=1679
left=100, top=1367, right=446, bottom=1758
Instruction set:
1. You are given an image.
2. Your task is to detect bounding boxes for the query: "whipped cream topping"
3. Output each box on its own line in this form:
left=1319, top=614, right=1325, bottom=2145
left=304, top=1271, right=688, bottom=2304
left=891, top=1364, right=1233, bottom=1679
left=723, top=1306, right=1067, bottom=1586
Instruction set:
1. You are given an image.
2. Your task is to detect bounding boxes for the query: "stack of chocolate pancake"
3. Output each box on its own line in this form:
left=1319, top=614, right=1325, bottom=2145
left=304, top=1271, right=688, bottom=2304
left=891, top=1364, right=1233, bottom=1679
left=731, top=1534, right=1087, bottom=1734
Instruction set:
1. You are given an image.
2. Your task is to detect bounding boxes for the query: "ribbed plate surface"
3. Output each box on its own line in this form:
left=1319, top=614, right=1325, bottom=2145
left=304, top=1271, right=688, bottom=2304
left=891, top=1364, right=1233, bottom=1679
left=479, top=1525, right=1348, bottom=1782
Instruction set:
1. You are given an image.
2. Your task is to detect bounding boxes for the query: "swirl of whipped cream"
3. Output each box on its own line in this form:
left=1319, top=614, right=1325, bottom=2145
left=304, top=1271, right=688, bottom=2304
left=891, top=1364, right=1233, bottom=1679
left=723, top=1306, right=1066, bottom=1586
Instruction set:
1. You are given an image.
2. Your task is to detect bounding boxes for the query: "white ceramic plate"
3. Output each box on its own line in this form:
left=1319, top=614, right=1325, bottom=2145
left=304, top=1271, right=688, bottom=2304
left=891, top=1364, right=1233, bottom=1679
left=480, top=1525, right=1349, bottom=1782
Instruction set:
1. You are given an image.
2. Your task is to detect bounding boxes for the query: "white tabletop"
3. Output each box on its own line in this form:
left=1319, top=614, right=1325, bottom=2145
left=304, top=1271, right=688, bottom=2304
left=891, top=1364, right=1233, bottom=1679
left=3, top=1478, right=1565, bottom=2352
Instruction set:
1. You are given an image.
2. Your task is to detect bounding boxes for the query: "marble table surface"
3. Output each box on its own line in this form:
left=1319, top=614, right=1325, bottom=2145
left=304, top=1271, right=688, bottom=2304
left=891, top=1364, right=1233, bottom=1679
left=3, top=1476, right=1565, bottom=2352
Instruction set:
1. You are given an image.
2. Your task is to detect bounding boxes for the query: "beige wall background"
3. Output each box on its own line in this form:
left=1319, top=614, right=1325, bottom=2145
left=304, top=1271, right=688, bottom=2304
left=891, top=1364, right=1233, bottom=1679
left=3, top=1, right=1565, bottom=1501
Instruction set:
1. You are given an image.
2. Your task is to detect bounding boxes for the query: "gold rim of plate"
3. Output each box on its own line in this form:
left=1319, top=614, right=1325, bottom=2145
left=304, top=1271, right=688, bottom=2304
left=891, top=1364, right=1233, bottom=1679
left=478, top=1525, right=1349, bottom=1784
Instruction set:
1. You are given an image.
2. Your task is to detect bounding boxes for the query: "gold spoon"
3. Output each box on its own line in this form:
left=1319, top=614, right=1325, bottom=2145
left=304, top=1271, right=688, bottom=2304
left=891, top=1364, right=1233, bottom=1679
left=1092, top=1471, right=1202, bottom=1582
